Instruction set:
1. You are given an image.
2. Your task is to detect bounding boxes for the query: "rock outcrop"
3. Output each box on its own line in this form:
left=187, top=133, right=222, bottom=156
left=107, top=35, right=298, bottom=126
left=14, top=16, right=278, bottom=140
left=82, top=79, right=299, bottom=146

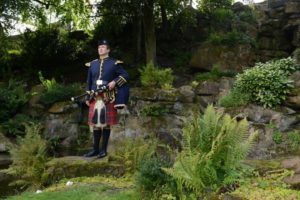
left=256, top=0, right=300, bottom=61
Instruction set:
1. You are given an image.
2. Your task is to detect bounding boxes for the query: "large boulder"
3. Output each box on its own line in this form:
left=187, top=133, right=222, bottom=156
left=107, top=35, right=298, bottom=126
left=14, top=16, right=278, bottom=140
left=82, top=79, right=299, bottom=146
left=43, top=101, right=86, bottom=151
left=282, top=156, right=300, bottom=188
left=285, top=1, right=300, bottom=14
left=190, top=43, right=255, bottom=73
left=178, top=85, right=195, bottom=103
left=0, top=133, right=13, bottom=153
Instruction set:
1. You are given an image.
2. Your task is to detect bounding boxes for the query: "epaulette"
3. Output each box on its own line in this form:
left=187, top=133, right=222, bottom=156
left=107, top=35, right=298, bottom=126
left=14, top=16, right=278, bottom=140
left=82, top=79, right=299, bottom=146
left=85, top=59, right=98, bottom=67
left=115, top=60, right=123, bottom=65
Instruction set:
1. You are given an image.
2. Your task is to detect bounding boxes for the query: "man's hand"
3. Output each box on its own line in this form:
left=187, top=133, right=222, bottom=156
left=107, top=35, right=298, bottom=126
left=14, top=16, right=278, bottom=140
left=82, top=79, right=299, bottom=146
left=108, top=80, right=116, bottom=90
left=86, top=100, right=90, bottom=106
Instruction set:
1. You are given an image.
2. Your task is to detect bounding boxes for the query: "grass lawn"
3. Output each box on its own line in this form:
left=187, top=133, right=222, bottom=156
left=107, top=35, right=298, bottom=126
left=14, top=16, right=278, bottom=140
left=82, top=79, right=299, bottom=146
left=6, top=176, right=138, bottom=200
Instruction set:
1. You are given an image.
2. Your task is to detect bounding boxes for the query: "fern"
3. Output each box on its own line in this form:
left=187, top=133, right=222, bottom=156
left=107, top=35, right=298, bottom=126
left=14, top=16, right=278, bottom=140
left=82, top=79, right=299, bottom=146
left=4, top=122, right=48, bottom=190
left=38, top=71, right=58, bottom=91
left=163, top=105, right=257, bottom=197
left=113, top=136, right=157, bottom=174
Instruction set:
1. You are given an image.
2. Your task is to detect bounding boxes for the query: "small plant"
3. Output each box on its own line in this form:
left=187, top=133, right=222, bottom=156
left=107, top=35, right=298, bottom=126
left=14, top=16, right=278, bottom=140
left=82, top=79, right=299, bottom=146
left=207, top=31, right=256, bottom=47
left=113, top=137, right=157, bottom=174
left=195, top=64, right=235, bottom=82
left=38, top=71, right=58, bottom=91
left=200, top=0, right=232, bottom=13
left=1, top=114, right=34, bottom=137
left=139, top=63, right=174, bottom=89
left=265, top=122, right=277, bottom=129
left=136, top=156, right=172, bottom=192
left=219, top=89, right=250, bottom=108
left=272, top=131, right=283, bottom=144
left=140, top=105, right=170, bottom=117
left=48, top=135, right=62, bottom=156
left=287, top=131, right=300, bottom=151
left=5, top=122, right=48, bottom=189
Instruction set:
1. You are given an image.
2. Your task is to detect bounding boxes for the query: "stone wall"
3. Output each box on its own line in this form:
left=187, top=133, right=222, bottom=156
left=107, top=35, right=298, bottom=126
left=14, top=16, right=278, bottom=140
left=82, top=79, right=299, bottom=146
left=256, top=0, right=300, bottom=61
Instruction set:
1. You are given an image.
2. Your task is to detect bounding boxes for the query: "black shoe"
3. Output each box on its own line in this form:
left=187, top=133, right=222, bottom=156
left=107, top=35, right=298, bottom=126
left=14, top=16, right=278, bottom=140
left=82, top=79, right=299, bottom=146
left=84, top=150, right=99, bottom=157
left=97, top=151, right=107, bottom=159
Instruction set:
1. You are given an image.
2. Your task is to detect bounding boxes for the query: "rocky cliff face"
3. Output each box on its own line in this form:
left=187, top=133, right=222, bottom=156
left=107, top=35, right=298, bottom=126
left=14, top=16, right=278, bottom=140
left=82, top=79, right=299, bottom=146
left=256, top=0, right=300, bottom=61
left=190, top=0, right=300, bottom=72
left=15, top=72, right=298, bottom=160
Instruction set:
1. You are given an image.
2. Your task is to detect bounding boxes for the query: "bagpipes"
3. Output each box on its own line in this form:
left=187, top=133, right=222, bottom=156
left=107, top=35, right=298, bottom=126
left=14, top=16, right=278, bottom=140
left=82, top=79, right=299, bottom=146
left=70, top=84, right=109, bottom=103
left=70, top=82, right=112, bottom=124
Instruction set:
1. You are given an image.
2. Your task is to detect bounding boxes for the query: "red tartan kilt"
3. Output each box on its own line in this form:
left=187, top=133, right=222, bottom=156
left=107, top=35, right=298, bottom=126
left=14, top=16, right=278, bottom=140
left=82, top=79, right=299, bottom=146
left=88, top=99, right=117, bottom=126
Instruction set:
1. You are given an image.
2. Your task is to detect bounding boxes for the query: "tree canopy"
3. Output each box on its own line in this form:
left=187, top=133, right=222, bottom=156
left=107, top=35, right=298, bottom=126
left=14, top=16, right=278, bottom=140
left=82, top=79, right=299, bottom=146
left=0, top=0, right=91, bottom=34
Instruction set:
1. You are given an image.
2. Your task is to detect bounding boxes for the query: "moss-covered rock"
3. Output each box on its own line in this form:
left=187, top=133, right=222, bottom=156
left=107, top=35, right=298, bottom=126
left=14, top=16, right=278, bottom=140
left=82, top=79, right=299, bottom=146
left=42, top=156, right=125, bottom=185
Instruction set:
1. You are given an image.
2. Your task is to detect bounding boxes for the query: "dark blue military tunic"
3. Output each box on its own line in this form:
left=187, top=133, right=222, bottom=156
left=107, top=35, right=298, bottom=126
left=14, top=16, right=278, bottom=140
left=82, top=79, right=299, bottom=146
left=86, top=57, right=129, bottom=109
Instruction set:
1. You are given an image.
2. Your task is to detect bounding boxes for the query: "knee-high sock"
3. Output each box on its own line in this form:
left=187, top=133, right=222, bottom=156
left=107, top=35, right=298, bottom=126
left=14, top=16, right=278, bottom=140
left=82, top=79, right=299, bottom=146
left=93, top=129, right=101, bottom=153
left=101, top=128, right=111, bottom=153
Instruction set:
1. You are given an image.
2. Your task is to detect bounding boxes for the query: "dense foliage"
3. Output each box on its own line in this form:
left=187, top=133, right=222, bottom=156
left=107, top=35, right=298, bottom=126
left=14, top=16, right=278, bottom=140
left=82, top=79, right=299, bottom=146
left=38, top=72, right=82, bottom=106
left=234, top=57, right=298, bottom=108
left=219, top=90, right=251, bottom=108
left=22, top=27, right=89, bottom=69
left=139, top=63, right=174, bottom=89
left=0, top=79, right=30, bottom=122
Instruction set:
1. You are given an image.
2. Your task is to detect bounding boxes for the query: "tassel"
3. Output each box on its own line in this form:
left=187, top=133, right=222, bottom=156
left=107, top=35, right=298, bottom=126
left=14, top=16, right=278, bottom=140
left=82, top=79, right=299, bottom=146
left=100, top=107, right=106, bottom=124
left=92, top=109, right=98, bottom=124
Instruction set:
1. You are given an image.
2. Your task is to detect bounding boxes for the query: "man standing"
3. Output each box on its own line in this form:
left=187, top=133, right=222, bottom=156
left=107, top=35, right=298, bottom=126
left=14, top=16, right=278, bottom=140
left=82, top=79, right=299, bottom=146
left=84, top=39, right=129, bottom=158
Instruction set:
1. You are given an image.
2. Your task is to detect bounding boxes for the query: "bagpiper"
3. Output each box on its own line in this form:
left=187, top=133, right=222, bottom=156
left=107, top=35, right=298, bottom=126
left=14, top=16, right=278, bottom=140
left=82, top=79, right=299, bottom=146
left=84, top=39, right=129, bottom=159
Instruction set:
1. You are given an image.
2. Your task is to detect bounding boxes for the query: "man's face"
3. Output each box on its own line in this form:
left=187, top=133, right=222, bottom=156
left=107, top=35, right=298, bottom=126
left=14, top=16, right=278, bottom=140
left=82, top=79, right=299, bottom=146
left=98, top=45, right=110, bottom=56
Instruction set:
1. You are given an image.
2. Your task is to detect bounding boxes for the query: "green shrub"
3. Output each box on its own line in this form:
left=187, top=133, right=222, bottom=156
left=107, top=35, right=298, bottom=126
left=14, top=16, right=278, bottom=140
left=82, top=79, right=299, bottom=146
left=238, top=10, right=257, bottom=24
left=163, top=105, right=257, bottom=197
left=140, top=105, right=170, bottom=117
left=174, top=52, right=191, bottom=68
left=234, top=57, right=298, bottom=108
left=0, top=79, right=30, bottom=122
left=210, top=8, right=234, bottom=31
left=39, top=83, right=82, bottom=106
left=207, top=31, right=256, bottom=47
left=1, top=114, right=34, bottom=137
left=195, top=64, right=235, bottom=82
left=5, top=123, right=48, bottom=189
left=219, top=90, right=251, bottom=108
left=38, top=71, right=82, bottom=106
left=211, top=8, right=234, bottom=22
left=287, top=131, right=300, bottom=151
left=136, top=156, right=172, bottom=192
left=272, top=131, right=283, bottom=144
left=139, top=63, right=174, bottom=89
left=200, top=0, right=233, bottom=13
left=38, top=71, right=58, bottom=91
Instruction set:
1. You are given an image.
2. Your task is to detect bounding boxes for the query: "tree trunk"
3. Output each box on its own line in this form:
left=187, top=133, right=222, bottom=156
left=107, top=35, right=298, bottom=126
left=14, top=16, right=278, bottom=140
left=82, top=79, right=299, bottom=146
left=142, top=0, right=156, bottom=66
left=134, top=15, right=142, bottom=62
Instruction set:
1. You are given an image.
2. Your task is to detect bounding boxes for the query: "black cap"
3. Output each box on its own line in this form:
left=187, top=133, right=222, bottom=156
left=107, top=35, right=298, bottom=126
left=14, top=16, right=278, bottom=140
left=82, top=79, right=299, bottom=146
left=98, top=39, right=109, bottom=46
